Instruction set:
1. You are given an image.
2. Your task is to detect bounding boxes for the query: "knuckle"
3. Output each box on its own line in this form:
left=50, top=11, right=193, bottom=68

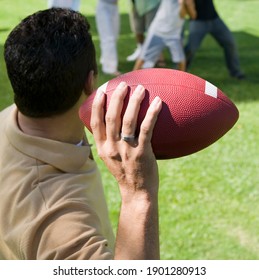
left=99, top=146, right=120, bottom=161
left=90, top=118, right=98, bottom=129
left=107, top=149, right=120, bottom=160
left=122, top=118, right=133, bottom=129
left=97, top=150, right=104, bottom=159
left=140, top=124, right=149, bottom=136
left=97, top=150, right=107, bottom=161
left=90, top=116, right=101, bottom=131
left=105, top=113, right=116, bottom=124
left=130, top=93, right=142, bottom=105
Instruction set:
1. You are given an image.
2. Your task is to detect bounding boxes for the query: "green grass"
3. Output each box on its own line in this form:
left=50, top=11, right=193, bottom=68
left=0, top=0, right=259, bottom=260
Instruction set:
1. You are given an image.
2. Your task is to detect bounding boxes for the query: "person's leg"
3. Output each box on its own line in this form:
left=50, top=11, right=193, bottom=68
left=177, top=60, right=186, bottom=71
left=133, top=58, right=145, bottom=70
left=127, top=3, right=159, bottom=62
left=96, top=2, right=120, bottom=75
left=184, top=20, right=208, bottom=69
left=166, top=38, right=186, bottom=71
left=127, top=3, right=145, bottom=61
left=133, top=34, right=164, bottom=70
left=210, top=17, right=245, bottom=78
left=145, top=5, right=165, bottom=67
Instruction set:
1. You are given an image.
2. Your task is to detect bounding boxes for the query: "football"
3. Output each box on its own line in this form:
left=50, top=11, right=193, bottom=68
left=79, top=68, right=239, bottom=159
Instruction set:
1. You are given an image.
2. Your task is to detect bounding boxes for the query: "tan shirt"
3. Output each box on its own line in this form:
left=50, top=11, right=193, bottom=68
left=0, top=105, right=115, bottom=259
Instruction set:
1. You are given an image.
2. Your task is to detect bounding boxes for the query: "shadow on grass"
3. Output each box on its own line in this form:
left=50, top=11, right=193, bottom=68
left=0, top=28, right=10, bottom=32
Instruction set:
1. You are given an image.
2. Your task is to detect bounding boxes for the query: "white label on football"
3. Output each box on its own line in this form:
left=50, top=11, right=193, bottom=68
left=205, top=81, right=218, bottom=98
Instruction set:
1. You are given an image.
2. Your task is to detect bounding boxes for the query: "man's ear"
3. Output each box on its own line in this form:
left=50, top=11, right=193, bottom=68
left=83, top=70, right=96, bottom=96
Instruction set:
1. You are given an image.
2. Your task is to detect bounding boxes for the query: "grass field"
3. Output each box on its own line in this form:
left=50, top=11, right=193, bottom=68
left=0, top=0, right=259, bottom=259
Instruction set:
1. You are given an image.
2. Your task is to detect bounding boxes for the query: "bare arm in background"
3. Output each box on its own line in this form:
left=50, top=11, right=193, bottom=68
left=180, top=0, right=197, bottom=19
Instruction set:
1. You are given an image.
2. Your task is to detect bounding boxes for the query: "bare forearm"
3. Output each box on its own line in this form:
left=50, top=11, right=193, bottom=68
left=184, top=0, right=197, bottom=19
left=180, top=0, right=197, bottom=19
left=115, top=194, right=160, bottom=260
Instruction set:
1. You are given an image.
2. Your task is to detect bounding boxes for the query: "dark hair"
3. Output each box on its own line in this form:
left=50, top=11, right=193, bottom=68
left=4, top=8, right=97, bottom=117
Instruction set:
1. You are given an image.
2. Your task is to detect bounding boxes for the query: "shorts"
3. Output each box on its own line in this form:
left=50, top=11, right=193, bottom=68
left=129, top=4, right=158, bottom=34
left=140, top=34, right=185, bottom=67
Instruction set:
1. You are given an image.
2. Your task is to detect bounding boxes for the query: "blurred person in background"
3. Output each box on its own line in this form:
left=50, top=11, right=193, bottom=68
left=126, top=0, right=161, bottom=62
left=96, top=0, right=121, bottom=76
left=133, top=0, right=196, bottom=71
left=184, top=0, right=245, bottom=80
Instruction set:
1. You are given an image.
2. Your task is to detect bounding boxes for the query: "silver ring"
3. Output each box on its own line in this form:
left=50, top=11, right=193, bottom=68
left=121, top=133, right=135, bottom=142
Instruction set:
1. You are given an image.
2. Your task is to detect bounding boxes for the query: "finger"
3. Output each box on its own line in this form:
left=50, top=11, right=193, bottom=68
left=121, top=84, right=145, bottom=138
left=105, top=81, right=128, bottom=141
left=90, top=88, right=106, bottom=143
left=138, top=96, right=162, bottom=146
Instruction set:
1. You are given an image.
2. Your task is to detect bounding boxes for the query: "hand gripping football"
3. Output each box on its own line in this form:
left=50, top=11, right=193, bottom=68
left=79, top=69, right=239, bottom=159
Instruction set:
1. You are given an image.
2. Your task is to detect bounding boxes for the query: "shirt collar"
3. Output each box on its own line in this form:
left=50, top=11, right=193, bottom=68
left=5, top=106, right=93, bottom=173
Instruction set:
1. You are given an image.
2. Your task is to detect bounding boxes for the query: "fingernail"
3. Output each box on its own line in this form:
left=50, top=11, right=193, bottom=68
left=135, top=84, right=144, bottom=92
left=117, top=81, right=127, bottom=89
left=96, top=88, right=104, bottom=99
left=151, top=96, right=162, bottom=107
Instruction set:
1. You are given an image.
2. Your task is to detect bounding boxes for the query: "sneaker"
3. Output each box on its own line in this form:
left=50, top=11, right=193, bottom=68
left=232, top=72, right=246, bottom=80
left=126, top=44, right=142, bottom=62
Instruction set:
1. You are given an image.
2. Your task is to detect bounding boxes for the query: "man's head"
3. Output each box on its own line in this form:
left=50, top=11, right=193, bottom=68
left=4, top=8, right=97, bottom=118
